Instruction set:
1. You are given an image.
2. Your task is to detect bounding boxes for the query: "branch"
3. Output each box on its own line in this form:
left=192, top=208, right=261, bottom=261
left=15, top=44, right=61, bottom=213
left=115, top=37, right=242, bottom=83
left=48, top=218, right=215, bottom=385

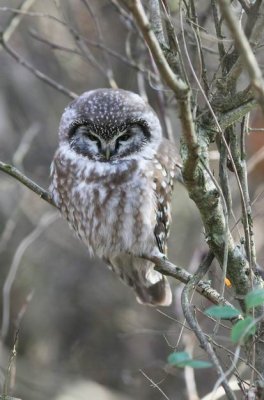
left=181, top=253, right=237, bottom=400
left=0, top=0, right=36, bottom=46
left=0, top=157, right=239, bottom=314
left=0, top=161, right=55, bottom=207
left=1, top=212, right=58, bottom=340
left=122, top=0, right=188, bottom=96
left=218, top=98, right=257, bottom=130
left=121, top=1, right=255, bottom=304
left=29, top=29, right=157, bottom=81
left=0, top=155, right=240, bottom=311
left=0, top=33, right=77, bottom=100
left=144, top=254, right=241, bottom=313
left=122, top=0, right=198, bottom=175
left=229, top=119, right=257, bottom=268
left=237, top=0, right=250, bottom=13
left=219, top=0, right=264, bottom=112
left=218, top=1, right=264, bottom=88
left=80, top=0, right=117, bottom=88
left=0, top=158, right=239, bottom=312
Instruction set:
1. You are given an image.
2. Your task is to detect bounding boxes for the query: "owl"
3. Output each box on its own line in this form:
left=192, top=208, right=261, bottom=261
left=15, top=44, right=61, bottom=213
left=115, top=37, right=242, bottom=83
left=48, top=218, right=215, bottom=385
left=50, top=89, right=181, bottom=306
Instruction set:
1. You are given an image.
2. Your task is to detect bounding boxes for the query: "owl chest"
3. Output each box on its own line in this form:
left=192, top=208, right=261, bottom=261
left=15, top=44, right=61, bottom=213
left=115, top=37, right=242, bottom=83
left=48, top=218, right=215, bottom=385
left=57, top=162, right=157, bottom=257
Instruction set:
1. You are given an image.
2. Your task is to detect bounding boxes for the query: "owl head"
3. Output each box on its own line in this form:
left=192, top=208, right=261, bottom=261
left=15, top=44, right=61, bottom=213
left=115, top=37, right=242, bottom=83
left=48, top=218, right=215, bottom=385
left=58, top=89, right=162, bottom=162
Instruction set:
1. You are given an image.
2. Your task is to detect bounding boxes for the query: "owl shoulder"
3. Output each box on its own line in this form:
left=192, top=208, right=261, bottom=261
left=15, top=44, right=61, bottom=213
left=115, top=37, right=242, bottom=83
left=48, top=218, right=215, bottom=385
left=154, top=139, right=182, bottom=183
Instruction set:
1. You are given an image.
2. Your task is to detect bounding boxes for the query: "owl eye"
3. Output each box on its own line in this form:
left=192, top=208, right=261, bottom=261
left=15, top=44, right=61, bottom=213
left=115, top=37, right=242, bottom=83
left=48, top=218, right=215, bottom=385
left=74, top=126, right=99, bottom=141
left=85, top=132, right=99, bottom=142
left=119, top=133, right=131, bottom=142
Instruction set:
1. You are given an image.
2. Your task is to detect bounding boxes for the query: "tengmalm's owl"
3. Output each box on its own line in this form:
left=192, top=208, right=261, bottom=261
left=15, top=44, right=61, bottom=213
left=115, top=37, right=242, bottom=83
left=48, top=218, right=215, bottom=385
left=50, top=89, right=181, bottom=306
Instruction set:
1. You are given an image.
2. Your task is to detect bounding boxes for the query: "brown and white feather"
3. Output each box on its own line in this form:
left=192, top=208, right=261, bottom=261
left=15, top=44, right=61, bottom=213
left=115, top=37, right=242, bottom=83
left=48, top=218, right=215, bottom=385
left=50, top=89, right=181, bottom=306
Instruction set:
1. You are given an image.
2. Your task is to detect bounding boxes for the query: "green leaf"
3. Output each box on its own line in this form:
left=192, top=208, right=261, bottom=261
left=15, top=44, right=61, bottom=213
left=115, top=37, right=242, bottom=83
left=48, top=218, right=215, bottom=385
left=245, top=288, right=264, bottom=311
left=183, top=360, right=213, bottom=369
left=205, top=305, right=241, bottom=319
left=167, top=351, right=190, bottom=366
left=231, top=316, right=256, bottom=343
left=167, top=352, right=212, bottom=369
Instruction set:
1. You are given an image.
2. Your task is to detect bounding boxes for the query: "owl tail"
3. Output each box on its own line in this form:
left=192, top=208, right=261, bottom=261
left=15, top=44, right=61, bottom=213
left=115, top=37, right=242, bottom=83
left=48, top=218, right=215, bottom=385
left=108, top=254, right=172, bottom=306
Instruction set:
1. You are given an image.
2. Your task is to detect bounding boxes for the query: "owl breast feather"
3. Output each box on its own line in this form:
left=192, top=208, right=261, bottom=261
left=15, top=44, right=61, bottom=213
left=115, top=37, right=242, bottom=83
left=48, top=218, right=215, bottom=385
left=50, top=150, right=157, bottom=258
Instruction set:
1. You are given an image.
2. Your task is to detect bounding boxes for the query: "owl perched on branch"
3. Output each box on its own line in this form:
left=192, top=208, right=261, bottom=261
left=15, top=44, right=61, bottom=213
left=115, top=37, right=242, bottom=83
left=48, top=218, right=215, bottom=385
left=50, top=89, right=181, bottom=306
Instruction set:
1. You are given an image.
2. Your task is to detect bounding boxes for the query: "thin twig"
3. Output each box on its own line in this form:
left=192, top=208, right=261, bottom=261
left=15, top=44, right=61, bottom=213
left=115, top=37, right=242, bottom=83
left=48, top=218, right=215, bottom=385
left=80, top=0, right=117, bottom=88
left=219, top=0, right=264, bottom=113
left=0, top=34, right=77, bottom=100
left=237, top=0, right=250, bottom=14
left=29, top=29, right=82, bottom=55
left=181, top=252, right=237, bottom=400
left=183, top=332, right=199, bottom=400
left=139, top=369, right=170, bottom=400
left=1, top=212, right=58, bottom=340
left=189, top=0, right=209, bottom=96
left=157, top=309, right=262, bottom=380
left=29, top=28, right=156, bottom=79
left=0, top=6, right=69, bottom=28
left=0, top=0, right=36, bottom=46
left=248, top=127, right=264, bottom=132
left=211, top=0, right=226, bottom=62
left=230, top=118, right=257, bottom=269
left=213, top=313, right=264, bottom=396
left=12, top=124, right=39, bottom=170
left=3, top=330, right=20, bottom=397
left=0, top=162, right=55, bottom=207
left=219, top=129, right=232, bottom=216
left=122, top=0, right=188, bottom=95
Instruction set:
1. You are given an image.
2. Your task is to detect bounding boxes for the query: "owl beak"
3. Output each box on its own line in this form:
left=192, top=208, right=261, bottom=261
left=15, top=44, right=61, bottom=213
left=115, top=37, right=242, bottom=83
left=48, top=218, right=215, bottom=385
left=103, top=144, right=115, bottom=160
left=105, top=146, right=111, bottom=160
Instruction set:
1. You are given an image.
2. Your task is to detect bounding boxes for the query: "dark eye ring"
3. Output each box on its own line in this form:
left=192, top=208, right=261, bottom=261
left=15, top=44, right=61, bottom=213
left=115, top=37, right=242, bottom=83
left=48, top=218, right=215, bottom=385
left=71, top=125, right=99, bottom=141
left=86, top=133, right=99, bottom=142
left=119, top=133, right=131, bottom=141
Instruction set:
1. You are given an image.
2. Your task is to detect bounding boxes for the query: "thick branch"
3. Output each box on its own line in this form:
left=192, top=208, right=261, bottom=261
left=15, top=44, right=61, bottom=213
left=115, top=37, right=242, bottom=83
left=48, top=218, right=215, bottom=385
left=182, top=133, right=253, bottom=302
left=121, top=0, right=199, bottom=175
left=122, top=0, right=188, bottom=96
left=218, top=99, right=257, bottom=131
left=144, top=254, right=241, bottom=314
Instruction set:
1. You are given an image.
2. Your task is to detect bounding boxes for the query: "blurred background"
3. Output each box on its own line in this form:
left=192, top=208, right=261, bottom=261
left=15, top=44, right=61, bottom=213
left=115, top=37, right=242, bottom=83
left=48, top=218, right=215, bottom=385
left=0, top=1, right=264, bottom=399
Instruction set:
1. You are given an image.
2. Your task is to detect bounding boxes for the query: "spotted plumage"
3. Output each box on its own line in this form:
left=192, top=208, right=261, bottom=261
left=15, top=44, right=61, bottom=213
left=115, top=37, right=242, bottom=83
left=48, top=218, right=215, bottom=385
left=50, top=89, right=181, bottom=306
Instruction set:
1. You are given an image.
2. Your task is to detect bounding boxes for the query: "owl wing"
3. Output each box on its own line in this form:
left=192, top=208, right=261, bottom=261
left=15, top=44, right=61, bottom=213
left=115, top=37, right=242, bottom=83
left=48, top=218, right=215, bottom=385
left=106, top=254, right=172, bottom=306
left=153, top=139, right=182, bottom=255
left=107, top=140, right=181, bottom=307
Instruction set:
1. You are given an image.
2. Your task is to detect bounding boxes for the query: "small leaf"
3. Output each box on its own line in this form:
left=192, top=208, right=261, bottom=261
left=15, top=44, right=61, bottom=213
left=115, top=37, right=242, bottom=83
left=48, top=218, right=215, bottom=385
left=205, top=305, right=241, bottom=319
left=183, top=359, right=213, bottom=369
left=231, top=316, right=256, bottom=343
left=168, top=352, right=212, bottom=369
left=245, top=288, right=264, bottom=311
left=167, top=351, right=190, bottom=366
